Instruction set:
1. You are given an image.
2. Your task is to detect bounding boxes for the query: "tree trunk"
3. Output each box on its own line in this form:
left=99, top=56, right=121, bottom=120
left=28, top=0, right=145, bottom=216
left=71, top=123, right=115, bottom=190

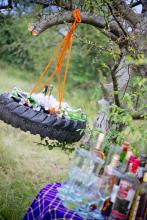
left=93, top=12, right=147, bottom=135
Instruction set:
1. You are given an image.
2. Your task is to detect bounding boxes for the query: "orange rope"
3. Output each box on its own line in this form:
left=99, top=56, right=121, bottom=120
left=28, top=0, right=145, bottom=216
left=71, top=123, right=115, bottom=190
left=30, top=9, right=81, bottom=108
left=30, top=40, right=64, bottom=95
left=59, top=37, right=73, bottom=109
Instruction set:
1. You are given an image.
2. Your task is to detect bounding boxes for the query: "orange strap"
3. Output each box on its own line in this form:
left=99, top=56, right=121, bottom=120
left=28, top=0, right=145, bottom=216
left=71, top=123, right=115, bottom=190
left=59, top=37, right=73, bottom=109
left=30, top=9, right=81, bottom=108
left=30, top=39, right=64, bottom=95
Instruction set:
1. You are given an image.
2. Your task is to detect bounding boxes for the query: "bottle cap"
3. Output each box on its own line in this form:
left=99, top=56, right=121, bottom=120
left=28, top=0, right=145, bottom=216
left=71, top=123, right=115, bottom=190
left=98, top=133, right=105, bottom=142
left=109, top=154, right=120, bottom=167
left=143, top=172, right=147, bottom=182
left=122, top=141, right=129, bottom=152
left=96, top=133, right=105, bottom=149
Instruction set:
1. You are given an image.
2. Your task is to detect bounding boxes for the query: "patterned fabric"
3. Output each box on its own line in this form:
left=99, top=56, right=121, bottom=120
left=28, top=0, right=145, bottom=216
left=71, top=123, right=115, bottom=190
left=23, top=182, right=84, bottom=220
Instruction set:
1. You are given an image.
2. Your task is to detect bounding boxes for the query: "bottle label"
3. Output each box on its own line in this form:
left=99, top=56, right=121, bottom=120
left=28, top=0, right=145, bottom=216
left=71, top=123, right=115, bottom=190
left=127, top=189, right=135, bottom=209
left=111, top=210, right=127, bottom=219
left=117, top=180, right=133, bottom=200
left=111, top=180, right=135, bottom=219
left=111, top=184, right=119, bottom=203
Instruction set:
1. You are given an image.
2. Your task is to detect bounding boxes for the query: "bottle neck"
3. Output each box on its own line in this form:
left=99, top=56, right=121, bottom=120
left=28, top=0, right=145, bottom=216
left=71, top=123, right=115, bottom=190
left=109, top=154, right=120, bottom=168
left=95, top=133, right=105, bottom=150
left=119, top=142, right=129, bottom=163
left=42, top=85, right=48, bottom=95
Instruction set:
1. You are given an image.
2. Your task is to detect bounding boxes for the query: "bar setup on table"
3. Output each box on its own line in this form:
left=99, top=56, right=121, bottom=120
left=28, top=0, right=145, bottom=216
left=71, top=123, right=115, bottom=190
left=24, top=133, right=147, bottom=220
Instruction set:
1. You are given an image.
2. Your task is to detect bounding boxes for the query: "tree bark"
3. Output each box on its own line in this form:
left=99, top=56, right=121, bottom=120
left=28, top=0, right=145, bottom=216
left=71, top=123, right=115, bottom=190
left=28, top=11, right=124, bottom=42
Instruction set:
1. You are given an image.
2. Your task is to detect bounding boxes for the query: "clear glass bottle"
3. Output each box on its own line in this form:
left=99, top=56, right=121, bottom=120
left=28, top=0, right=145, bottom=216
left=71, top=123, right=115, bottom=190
left=105, top=141, right=129, bottom=169
left=104, top=154, right=122, bottom=191
left=88, top=176, right=113, bottom=220
left=105, top=144, right=120, bottom=166
left=101, top=155, right=122, bottom=218
left=109, top=158, right=140, bottom=220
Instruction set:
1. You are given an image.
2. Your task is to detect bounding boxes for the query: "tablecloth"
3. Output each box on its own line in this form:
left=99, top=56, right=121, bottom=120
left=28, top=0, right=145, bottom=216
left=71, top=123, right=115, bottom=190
left=23, top=182, right=85, bottom=220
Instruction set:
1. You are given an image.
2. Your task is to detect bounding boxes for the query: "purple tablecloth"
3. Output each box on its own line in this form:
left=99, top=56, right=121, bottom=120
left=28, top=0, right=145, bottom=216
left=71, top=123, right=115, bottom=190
left=23, top=182, right=84, bottom=220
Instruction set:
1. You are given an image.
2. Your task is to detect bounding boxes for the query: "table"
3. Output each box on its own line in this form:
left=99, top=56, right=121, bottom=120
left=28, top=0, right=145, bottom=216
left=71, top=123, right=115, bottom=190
left=23, top=182, right=84, bottom=220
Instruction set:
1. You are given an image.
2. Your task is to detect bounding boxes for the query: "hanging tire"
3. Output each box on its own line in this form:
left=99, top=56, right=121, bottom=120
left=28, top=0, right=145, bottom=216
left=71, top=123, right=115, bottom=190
left=0, top=93, right=86, bottom=143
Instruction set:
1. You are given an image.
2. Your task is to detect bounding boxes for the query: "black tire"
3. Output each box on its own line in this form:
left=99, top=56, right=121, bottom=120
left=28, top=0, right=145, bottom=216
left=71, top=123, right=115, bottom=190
left=0, top=93, right=86, bottom=143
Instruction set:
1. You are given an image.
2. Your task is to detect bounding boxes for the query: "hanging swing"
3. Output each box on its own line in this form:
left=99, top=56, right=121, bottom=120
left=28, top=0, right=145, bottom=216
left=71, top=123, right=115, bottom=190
left=0, top=9, right=86, bottom=143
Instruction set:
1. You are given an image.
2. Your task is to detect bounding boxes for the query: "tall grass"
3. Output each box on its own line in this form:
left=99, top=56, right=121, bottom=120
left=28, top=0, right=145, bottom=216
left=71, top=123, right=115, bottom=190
left=0, top=122, right=70, bottom=220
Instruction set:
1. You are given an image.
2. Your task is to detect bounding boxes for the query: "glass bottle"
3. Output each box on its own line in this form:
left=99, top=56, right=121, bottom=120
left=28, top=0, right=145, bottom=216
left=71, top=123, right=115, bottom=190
left=118, top=142, right=129, bottom=173
left=119, top=142, right=129, bottom=163
left=101, top=155, right=122, bottom=218
left=42, top=85, right=48, bottom=95
left=47, top=84, right=54, bottom=97
left=104, top=144, right=120, bottom=166
left=104, top=154, right=122, bottom=191
left=109, top=158, right=140, bottom=220
left=105, top=141, right=129, bottom=169
left=101, top=179, right=121, bottom=218
left=88, top=176, right=113, bottom=220
left=124, top=153, right=136, bottom=173
left=136, top=154, right=147, bottom=182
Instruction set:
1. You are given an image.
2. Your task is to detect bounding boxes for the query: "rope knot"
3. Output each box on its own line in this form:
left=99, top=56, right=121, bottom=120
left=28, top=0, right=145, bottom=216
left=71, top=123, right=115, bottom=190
left=73, top=9, right=81, bottom=23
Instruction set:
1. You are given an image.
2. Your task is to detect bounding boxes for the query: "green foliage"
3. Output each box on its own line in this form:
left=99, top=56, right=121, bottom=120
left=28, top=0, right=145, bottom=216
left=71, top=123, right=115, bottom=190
left=0, top=14, right=33, bottom=70
left=126, top=53, right=147, bottom=65
left=36, top=139, right=75, bottom=154
left=105, top=74, right=147, bottom=155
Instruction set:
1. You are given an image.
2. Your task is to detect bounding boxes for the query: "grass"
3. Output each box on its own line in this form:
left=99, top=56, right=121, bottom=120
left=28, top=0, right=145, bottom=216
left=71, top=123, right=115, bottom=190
left=0, top=123, right=70, bottom=220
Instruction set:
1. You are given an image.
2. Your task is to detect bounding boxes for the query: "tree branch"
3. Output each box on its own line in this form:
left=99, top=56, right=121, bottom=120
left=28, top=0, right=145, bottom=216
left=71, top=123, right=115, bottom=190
left=107, top=3, right=128, bottom=36
left=122, top=65, right=130, bottom=98
left=54, top=0, right=72, bottom=10
left=110, top=0, right=141, bottom=27
left=28, top=11, right=123, bottom=42
left=132, top=112, right=146, bottom=120
left=110, top=54, right=123, bottom=107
